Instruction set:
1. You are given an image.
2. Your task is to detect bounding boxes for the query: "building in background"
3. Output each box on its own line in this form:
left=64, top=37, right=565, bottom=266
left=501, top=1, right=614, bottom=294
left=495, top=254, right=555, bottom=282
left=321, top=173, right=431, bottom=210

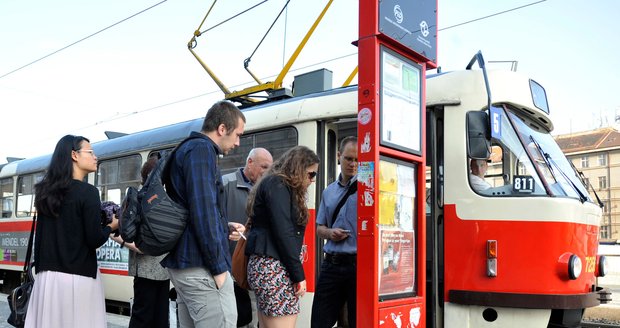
left=555, top=127, right=620, bottom=241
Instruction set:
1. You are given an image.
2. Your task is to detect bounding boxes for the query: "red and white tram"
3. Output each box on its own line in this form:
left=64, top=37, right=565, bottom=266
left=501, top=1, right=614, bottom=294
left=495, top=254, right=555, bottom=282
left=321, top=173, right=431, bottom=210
left=0, top=60, right=611, bottom=327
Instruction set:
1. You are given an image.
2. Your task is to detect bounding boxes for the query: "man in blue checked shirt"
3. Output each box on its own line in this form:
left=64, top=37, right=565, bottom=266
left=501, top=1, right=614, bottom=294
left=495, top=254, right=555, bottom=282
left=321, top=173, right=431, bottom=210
left=162, top=100, right=247, bottom=328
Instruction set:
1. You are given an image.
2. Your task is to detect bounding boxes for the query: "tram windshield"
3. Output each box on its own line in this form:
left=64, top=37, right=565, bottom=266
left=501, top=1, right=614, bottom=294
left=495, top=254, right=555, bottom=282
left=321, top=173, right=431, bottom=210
left=471, top=105, right=591, bottom=203
left=507, top=106, right=591, bottom=202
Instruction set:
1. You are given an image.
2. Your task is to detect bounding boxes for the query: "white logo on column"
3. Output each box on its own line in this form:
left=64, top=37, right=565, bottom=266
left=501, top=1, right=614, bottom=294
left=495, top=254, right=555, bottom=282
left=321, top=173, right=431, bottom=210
left=394, top=5, right=403, bottom=24
left=361, top=132, right=371, bottom=153
left=390, top=313, right=403, bottom=328
left=364, top=190, right=374, bottom=206
left=420, top=21, right=429, bottom=37
left=410, top=307, right=421, bottom=326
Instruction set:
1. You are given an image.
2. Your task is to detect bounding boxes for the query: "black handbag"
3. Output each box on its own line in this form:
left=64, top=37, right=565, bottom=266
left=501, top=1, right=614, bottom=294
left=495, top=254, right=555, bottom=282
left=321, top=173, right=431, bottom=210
left=7, top=214, right=36, bottom=328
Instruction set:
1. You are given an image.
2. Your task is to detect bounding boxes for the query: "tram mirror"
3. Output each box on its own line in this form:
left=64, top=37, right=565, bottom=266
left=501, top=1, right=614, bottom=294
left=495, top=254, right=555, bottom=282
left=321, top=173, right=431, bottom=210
left=466, top=111, right=491, bottom=160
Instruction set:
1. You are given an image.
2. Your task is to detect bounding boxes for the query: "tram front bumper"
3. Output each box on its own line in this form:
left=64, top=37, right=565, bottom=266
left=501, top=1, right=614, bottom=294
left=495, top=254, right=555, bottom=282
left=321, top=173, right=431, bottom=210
left=449, top=287, right=612, bottom=309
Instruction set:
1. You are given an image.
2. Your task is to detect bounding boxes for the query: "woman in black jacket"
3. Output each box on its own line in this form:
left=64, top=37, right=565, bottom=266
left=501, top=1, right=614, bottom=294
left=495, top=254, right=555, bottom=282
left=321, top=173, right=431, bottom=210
left=245, top=145, right=319, bottom=328
left=26, top=135, right=119, bottom=328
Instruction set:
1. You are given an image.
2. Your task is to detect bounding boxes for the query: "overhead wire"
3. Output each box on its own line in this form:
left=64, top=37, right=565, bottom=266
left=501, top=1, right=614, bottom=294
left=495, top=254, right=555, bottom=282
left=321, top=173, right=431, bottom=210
left=439, top=0, right=547, bottom=31
left=97, top=0, right=549, bottom=125
left=0, top=0, right=168, bottom=80
left=199, top=0, right=268, bottom=35
left=5, top=0, right=549, bottom=131
left=71, top=52, right=358, bottom=132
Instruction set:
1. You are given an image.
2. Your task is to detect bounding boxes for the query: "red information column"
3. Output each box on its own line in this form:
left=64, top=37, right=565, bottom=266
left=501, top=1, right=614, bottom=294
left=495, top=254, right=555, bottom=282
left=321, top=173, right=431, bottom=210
left=357, top=0, right=437, bottom=327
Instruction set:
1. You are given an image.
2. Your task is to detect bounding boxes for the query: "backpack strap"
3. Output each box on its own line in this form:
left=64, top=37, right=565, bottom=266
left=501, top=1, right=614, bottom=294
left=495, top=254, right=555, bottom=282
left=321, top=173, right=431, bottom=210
left=159, top=134, right=203, bottom=201
left=327, top=181, right=357, bottom=228
left=22, top=214, right=36, bottom=282
left=23, top=214, right=36, bottom=271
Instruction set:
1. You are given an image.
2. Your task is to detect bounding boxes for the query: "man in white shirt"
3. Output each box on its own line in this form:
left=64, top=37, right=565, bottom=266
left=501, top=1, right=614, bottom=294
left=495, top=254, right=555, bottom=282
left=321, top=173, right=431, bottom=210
left=469, top=158, right=492, bottom=192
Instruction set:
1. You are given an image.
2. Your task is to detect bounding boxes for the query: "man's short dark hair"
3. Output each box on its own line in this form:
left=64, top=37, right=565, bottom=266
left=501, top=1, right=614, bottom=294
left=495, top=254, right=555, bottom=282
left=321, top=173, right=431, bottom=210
left=339, top=136, right=357, bottom=152
left=201, top=101, right=246, bottom=134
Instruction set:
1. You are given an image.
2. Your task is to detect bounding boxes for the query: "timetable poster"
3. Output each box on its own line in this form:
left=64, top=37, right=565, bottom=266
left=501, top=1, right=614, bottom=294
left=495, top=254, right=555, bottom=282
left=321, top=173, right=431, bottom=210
left=378, top=160, right=415, bottom=230
left=379, top=229, right=415, bottom=296
left=380, top=48, right=422, bottom=155
left=377, top=158, right=417, bottom=297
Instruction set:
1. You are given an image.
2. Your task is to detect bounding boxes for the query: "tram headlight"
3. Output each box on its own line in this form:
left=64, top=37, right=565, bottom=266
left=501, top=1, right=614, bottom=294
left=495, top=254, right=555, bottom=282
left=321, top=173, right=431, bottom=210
left=568, top=254, right=582, bottom=280
left=597, top=255, right=609, bottom=277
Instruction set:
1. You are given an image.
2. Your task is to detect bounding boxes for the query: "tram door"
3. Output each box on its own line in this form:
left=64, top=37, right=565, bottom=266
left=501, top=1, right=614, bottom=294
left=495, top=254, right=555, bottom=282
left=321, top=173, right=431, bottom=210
left=315, top=119, right=359, bottom=267
left=314, top=123, right=339, bottom=281
left=426, top=106, right=445, bottom=328
left=315, top=119, right=358, bottom=326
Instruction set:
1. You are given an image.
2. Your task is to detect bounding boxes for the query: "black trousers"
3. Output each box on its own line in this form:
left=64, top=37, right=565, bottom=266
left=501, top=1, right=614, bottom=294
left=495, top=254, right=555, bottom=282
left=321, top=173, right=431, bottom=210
left=235, top=283, right=253, bottom=327
left=310, top=257, right=357, bottom=328
left=129, top=277, right=170, bottom=328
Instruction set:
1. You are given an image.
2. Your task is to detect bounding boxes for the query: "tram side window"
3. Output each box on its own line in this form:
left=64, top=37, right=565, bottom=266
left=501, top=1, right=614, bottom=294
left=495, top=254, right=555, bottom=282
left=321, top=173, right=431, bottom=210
left=16, top=172, right=44, bottom=217
left=1, top=178, right=13, bottom=218
left=469, top=109, right=546, bottom=197
left=218, top=127, right=298, bottom=174
left=97, top=155, right=142, bottom=204
left=487, top=145, right=507, bottom=187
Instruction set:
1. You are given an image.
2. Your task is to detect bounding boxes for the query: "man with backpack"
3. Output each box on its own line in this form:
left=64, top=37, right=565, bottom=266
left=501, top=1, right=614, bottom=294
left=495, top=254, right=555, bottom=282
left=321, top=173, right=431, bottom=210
left=161, top=100, right=247, bottom=328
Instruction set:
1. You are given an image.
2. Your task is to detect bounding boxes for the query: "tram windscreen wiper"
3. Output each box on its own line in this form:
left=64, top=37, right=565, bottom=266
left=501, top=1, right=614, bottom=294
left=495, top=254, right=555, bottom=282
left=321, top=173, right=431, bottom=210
left=570, top=161, right=603, bottom=207
left=528, top=136, right=558, bottom=182
left=529, top=136, right=587, bottom=203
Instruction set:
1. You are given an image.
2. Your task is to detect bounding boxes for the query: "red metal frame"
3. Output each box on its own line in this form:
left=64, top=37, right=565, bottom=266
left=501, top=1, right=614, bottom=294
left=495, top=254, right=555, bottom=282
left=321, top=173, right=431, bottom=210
left=357, top=0, right=436, bottom=326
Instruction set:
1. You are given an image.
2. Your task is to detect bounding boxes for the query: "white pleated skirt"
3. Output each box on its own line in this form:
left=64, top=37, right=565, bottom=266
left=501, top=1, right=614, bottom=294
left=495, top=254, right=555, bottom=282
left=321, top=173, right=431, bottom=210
left=25, top=270, right=107, bottom=328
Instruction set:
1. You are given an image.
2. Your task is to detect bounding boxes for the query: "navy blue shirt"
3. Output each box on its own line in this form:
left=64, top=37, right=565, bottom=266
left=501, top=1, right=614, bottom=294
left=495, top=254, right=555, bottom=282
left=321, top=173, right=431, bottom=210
left=161, top=132, right=231, bottom=275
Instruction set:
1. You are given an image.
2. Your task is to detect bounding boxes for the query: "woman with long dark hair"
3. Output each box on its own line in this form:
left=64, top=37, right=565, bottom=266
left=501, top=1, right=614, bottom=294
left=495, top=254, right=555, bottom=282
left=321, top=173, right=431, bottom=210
left=25, top=135, right=119, bottom=328
left=245, top=145, right=320, bottom=327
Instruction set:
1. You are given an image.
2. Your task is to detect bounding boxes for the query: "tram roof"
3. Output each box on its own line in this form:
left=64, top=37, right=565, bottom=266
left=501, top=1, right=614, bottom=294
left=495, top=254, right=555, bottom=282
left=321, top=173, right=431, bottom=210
left=426, top=69, right=554, bottom=131
left=1, top=85, right=359, bottom=177
left=1, top=69, right=553, bottom=177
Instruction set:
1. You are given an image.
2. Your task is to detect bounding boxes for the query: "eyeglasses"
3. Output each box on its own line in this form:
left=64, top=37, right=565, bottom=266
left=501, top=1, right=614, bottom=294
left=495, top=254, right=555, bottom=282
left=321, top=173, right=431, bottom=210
left=342, top=156, right=358, bottom=163
left=77, top=149, right=96, bottom=157
left=307, top=171, right=318, bottom=180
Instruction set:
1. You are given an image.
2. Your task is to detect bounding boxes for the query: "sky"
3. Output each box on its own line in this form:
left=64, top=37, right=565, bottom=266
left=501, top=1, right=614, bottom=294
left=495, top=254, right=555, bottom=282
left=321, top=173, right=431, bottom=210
left=1, top=0, right=620, bottom=165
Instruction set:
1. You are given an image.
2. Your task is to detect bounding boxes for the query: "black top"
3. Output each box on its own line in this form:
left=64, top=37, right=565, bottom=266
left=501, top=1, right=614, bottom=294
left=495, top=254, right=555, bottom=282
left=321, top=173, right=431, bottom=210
left=34, top=180, right=112, bottom=279
left=245, top=175, right=306, bottom=283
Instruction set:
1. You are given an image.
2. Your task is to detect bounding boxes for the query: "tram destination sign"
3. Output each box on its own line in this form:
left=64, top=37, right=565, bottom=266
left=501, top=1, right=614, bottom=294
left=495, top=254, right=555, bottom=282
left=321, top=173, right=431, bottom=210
left=379, top=0, right=437, bottom=63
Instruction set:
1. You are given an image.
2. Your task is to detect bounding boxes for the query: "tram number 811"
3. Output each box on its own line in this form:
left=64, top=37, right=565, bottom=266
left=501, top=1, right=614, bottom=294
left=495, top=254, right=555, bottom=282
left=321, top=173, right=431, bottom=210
left=513, top=175, right=535, bottom=193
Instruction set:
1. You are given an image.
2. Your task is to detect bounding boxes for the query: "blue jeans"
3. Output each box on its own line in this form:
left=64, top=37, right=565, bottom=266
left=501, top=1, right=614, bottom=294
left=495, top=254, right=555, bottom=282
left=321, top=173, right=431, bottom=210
left=310, top=259, right=357, bottom=328
left=167, top=267, right=236, bottom=328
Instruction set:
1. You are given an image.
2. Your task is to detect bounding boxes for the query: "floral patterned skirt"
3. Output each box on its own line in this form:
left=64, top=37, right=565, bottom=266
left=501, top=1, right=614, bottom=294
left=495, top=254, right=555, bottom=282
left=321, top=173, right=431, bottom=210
left=247, top=254, right=300, bottom=316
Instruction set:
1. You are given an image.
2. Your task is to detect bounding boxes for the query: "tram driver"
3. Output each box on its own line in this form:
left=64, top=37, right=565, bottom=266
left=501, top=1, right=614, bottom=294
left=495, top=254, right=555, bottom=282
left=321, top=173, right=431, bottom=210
left=469, top=158, right=492, bottom=192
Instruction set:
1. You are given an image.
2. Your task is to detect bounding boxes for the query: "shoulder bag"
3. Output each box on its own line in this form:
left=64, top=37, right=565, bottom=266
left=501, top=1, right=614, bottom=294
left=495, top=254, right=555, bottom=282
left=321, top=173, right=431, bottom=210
left=231, top=218, right=252, bottom=290
left=328, top=181, right=357, bottom=228
left=7, top=214, right=36, bottom=327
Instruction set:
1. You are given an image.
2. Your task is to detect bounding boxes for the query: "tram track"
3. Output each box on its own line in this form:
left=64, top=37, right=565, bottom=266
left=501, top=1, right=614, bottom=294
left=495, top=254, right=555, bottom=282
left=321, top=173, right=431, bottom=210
left=581, top=321, right=620, bottom=328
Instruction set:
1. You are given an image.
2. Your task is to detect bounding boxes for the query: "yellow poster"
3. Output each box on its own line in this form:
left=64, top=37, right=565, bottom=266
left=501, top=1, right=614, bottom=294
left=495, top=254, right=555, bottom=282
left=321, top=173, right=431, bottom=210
left=379, top=191, right=397, bottom=225
left=379, top=160, right=398, bottom=192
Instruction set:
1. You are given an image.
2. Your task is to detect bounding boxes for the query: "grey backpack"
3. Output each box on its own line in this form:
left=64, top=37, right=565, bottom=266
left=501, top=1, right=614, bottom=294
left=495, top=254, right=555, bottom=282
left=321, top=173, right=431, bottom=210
left=120, top=136, right=197, bottom=256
